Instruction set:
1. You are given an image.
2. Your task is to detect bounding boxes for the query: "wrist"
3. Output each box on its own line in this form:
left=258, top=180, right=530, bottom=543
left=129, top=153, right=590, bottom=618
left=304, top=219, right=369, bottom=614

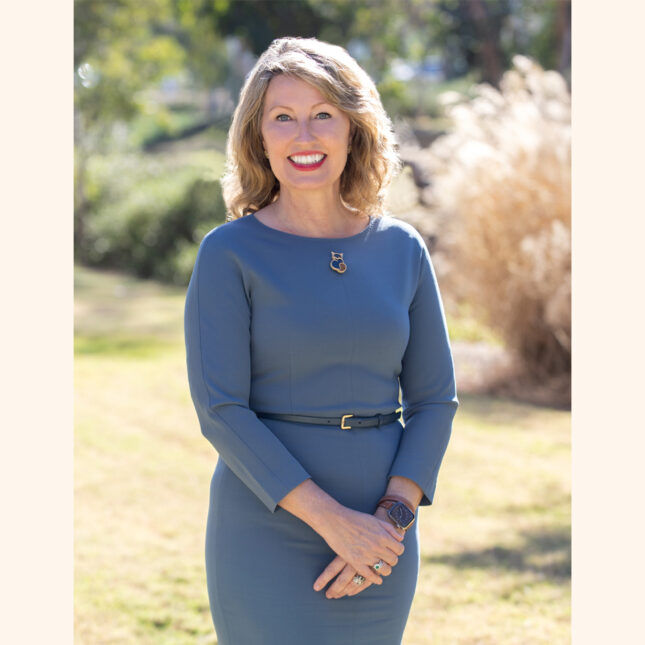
left=278, top=478, right=346, bottom=536
left=309, top=497, right=350, bottom=538
left=375, top=495, right=416, bottom=532
left=374, top=505, right=405, bottom=536
left=376, top=493, right=416, bottom=514
left=383, top=475, right=423, bottom=510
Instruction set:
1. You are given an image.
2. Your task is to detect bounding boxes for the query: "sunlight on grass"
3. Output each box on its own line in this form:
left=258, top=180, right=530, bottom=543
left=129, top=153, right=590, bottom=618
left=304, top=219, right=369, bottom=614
left=445, top=303, right=504, bottom=345
left=406, top=393, right=570, bottom=645
left=75, top=334, right=179, bottom=358
left=75, top=265, right=186, bottom=341
left=74, top=266, right=569, bottom=644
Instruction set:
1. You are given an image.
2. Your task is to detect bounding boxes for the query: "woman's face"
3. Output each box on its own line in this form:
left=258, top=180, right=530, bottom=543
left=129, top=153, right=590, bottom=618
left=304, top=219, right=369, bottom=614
left=260, top=75, right=352, bottom=195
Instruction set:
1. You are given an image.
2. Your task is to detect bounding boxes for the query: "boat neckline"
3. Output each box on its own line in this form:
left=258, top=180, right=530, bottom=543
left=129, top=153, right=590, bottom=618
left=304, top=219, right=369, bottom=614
left=248, top=212, right=376, bottom=241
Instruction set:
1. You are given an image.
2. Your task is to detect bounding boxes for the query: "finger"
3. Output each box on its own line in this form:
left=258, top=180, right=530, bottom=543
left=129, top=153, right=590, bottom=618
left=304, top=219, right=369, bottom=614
left=313, top=556, right=346, bottom=591
left=356, top=563, right=383, bottom=586
left=341, top=576, right=373, bottom=598
left=342, top=559, right=393, bottom=598
left=373, top=562, right=393, bottom=577
left=326, top=564, right=359, bottom=599
left=386, top=540, right=405, bottom=557
left=378, top=533, right=405, bottom=558
left=375, top=521, right=406, bottom=555
left=380, top=520, right=405, bottom=541
left=346, top=579, right=373, bottom=596
left=337, top=560, right=393, bottom=598
left=378, top=551, right=399, bottom=567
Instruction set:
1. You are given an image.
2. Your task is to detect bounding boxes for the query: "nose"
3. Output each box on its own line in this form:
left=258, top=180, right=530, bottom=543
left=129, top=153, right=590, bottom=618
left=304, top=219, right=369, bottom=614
left=294, top=119, right=315, bottom=143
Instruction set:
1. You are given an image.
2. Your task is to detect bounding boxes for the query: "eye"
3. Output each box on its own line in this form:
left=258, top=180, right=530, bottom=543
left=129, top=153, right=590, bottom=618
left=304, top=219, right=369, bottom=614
left=276, top=114, right=292, bottom=121
left=315, top=112, right=332, bottom=120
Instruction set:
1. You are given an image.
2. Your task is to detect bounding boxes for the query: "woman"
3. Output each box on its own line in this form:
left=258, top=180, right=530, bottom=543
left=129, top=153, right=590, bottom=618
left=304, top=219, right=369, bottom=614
left=184, top=37, right=458, bottom=644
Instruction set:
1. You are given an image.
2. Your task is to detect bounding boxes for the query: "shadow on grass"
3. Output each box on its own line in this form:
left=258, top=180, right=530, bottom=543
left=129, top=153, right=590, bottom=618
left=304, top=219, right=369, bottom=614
left=424, top=525, right=571, bottom=581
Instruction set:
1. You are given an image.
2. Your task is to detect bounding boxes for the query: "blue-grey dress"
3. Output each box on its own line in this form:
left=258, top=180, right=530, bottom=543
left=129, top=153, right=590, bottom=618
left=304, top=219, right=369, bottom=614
left=184, top=212, right=458, bottom=645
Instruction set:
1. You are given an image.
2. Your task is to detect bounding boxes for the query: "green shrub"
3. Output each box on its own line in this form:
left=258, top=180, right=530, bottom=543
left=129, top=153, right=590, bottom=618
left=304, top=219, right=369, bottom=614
left=77, top=153, right=226, bottom=285
left=377, top=78, right=417, bottom=117
left=127, top=105, right=204, bottom=149
left=378, top=73, right=479, bottom=120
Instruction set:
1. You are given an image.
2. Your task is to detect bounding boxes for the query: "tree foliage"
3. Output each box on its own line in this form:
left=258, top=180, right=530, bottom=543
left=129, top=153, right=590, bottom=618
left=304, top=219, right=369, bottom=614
left=74, top=0, right=186, bottom=131
left=74, top=0, right=570, bottom=135
left=74, top=0, right=571, bottom=285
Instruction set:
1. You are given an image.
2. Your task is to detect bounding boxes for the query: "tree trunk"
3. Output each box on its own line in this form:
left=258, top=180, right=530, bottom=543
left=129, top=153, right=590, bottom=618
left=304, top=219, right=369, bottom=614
left=462, top=0, right=504, bottom=87
left=74, top=107, right=88, bottom=254
left=556, top=0, right=572, bottom=87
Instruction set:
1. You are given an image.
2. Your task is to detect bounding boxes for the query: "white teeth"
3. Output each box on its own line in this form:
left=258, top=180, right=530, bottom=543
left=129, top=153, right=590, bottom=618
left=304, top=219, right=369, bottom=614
left=289, top=154, right=325, bottom=165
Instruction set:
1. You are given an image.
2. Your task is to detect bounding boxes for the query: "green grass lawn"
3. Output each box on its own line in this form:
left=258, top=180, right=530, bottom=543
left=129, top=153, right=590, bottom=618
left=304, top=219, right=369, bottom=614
left=74, top=265, right=570, bottom=644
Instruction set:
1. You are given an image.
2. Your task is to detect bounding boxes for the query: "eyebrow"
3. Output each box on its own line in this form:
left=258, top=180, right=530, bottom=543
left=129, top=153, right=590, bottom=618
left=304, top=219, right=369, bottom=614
left=266, top=101, right=332, bottom=111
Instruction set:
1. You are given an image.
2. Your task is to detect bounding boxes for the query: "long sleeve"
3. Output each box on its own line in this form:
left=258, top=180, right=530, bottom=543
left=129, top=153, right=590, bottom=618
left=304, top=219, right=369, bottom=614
left=387, top=239, right=459, bottom=506
left=184, top=229, right=311, bottom=513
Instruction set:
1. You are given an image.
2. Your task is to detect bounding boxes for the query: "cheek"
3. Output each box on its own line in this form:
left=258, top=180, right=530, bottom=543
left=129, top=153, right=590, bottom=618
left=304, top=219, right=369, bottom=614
left=316, top=121, right=350, bottom=144
left=262, top=123, right=290, bottom=149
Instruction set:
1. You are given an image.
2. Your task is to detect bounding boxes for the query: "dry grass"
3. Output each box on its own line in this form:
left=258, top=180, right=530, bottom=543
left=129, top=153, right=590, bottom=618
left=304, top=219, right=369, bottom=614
left=74, top=265, right=569, bottom=644
left=425, top=56, right=571, bottom=387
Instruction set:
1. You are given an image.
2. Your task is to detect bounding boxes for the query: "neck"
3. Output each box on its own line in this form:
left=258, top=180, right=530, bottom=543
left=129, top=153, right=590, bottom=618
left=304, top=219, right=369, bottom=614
left=269, top=187, right=366, bottom=237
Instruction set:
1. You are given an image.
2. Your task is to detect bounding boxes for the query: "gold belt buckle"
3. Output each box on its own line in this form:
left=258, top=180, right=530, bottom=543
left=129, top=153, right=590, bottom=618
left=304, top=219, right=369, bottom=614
left=340, top=414, right=353, bottom=430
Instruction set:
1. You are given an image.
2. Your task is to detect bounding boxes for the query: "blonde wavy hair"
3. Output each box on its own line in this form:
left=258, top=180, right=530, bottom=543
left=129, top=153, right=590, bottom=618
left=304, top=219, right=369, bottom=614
left=221, top=37, right=401, bottom=220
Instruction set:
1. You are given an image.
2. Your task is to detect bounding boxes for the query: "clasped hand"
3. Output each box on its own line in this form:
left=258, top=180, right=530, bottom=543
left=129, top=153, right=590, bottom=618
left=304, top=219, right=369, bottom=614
left=313, top=506, right=405, bottom=599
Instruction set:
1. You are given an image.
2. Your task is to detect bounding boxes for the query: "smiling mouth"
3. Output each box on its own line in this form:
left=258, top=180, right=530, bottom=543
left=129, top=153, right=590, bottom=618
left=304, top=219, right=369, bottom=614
left=287, top=153, right=327, bottom=170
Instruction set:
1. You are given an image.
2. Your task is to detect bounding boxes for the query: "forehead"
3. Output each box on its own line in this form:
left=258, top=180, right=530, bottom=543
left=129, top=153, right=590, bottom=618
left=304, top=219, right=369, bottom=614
left=263, top=75, right=331, bottom=110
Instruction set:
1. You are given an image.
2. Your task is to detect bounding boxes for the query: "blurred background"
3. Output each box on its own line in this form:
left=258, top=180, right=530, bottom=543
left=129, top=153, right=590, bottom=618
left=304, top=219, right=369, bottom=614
left=74, top=1, right=571, bottom=643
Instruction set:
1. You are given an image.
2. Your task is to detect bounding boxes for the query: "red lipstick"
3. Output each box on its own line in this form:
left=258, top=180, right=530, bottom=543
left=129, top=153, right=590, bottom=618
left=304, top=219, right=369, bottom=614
left=287, top=152, right=327, bottom=171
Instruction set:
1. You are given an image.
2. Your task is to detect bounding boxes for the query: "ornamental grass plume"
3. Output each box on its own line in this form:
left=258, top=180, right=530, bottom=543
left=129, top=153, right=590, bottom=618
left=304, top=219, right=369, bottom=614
left=428, top=55, right=571, bottom=386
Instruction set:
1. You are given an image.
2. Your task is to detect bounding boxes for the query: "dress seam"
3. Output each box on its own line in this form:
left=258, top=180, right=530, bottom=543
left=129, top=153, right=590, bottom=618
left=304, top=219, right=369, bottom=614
left=212, top=486, right=233, bottom=644
left=409, top=243, right=425, bottom=312
left=195, top=240, right=292, bottom=508
left=288, top=320, right=294, bottom=414
left=211, top=407, right=297, bottom=508
left=341, top=276, right=357, bottom=409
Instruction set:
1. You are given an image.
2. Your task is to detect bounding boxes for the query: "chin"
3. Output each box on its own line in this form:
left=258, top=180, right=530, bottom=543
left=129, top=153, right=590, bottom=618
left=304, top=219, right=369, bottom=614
left=279, top=172, right=342, bottom=192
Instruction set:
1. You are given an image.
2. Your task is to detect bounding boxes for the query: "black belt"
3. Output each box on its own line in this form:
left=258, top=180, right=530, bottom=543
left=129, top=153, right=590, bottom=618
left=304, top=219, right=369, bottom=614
left=256, top=408, right=402, bottom=430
